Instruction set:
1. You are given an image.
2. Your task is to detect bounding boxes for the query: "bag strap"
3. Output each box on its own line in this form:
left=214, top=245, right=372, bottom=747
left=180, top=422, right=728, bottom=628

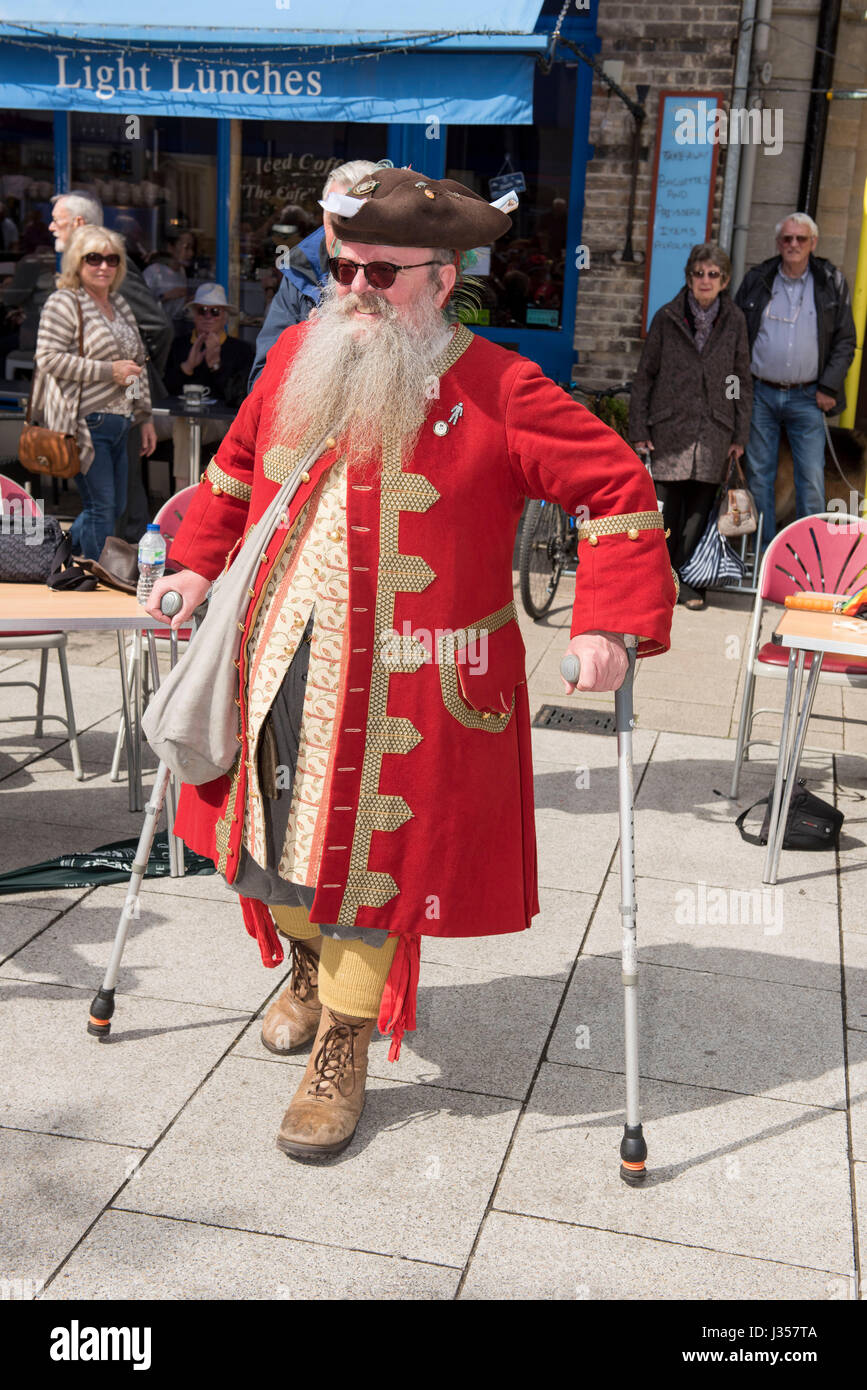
left=735, top=795, right=769, bottom=846
left=25, top=290, right=86, bottom=428
left=724, top=454, right=748, bottom=491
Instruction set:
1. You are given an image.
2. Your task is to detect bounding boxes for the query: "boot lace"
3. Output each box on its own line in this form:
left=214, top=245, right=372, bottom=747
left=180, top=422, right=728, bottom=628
left=289, top=939, right=319, bottom=1005
left=307, top=1015, right=366, bottom=1101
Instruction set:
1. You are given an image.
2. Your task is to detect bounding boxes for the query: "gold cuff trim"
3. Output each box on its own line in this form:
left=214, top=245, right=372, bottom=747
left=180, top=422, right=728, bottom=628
left=205, top=460, right=252, bottom=501
left=577, top=510, right=664, bottom=542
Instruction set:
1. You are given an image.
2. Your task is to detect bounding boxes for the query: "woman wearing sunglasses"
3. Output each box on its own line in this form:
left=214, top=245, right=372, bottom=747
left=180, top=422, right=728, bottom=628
left=630, top=242, right=753, bottom=610
left=34, top=225, right=157, bottom=560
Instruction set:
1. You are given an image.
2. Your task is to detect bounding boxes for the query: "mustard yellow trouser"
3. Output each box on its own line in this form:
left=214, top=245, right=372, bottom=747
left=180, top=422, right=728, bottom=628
left=271, top=904, right=396, bottom=1020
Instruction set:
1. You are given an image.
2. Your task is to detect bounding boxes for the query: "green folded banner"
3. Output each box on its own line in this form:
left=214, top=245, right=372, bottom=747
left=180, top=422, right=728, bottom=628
left=0, top=832, right=215, bottom=893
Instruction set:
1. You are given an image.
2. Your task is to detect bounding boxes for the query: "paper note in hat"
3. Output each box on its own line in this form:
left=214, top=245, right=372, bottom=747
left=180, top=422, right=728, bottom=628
left=323, top=167, right=515, bottom=250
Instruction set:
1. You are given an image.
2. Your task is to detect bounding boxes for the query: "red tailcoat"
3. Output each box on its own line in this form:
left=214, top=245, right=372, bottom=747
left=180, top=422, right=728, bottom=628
left=170, top=323, right=675, bottom=950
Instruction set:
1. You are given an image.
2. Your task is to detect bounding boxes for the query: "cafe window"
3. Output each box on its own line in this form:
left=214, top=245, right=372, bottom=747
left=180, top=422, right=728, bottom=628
left=237, top=121, right=389, bottom=347
left=445, top=65, right=576, bottom=332
left=70, top=113, right=217, bottom=328
left=0, top=109, right=55, bottom=255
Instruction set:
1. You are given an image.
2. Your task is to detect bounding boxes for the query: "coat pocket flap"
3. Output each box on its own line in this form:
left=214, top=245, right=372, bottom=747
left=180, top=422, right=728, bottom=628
left=437, top=603, right=526, bottom=729
left=455, top=615, right=526, bottom=712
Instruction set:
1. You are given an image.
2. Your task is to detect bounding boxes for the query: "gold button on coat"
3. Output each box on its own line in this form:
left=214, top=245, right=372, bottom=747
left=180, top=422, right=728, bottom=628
left=589, top=533, right=599, bottom=546
left=628, top=527, right=639, bottom=540
left=325, top=436, right=337, bottom=449
left=301, top=471, right=310, bottom=483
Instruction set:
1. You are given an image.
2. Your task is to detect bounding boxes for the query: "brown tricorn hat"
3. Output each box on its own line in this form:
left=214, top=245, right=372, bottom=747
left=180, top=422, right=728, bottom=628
left=325, top=167, right=513, bottom=251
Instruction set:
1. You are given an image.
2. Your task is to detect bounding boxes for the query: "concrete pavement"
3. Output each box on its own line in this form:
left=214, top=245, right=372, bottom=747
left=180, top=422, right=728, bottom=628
left=0, top=574, right=864, bottom=1300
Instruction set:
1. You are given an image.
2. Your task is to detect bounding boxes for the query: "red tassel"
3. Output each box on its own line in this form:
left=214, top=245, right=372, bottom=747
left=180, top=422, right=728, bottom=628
left=239, top=895, right=284, bottom=968
left=377, top=933, right=421, bottom=1062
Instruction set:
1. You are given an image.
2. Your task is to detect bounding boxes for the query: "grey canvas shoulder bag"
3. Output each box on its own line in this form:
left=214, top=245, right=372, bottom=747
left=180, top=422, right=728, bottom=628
left=142, top=435, right=332, bottom=784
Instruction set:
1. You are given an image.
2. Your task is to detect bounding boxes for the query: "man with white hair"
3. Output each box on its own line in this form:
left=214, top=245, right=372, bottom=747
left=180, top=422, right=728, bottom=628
left=735, top=212, right=856, bottom=543
left=248, top=158, right=384, bottom=388
left=147, top=168, right=675, bottom=1161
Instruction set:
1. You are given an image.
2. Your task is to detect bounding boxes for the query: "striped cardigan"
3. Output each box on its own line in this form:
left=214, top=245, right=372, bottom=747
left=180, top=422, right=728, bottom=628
left=33, top=286, right=153, bottom=473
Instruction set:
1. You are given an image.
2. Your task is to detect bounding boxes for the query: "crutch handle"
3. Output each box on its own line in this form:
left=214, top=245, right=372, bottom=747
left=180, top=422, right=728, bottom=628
left=159, top=590, right=183, bottom=618
left=560, top=653, right=581, bottom=685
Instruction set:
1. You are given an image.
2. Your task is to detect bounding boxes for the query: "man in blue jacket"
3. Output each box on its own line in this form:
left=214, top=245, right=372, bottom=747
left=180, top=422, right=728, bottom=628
left=249, top=159, right=384, bottom=389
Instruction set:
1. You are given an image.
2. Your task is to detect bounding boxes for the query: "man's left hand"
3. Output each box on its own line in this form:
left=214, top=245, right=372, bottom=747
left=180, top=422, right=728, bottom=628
left=563, top=631, right=628, bottom=693
left=816, top=390, right=836, bottom=413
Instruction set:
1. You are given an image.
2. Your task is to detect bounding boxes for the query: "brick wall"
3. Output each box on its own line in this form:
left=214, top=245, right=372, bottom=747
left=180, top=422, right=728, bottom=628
left=572, top=1, right=821, bottom=393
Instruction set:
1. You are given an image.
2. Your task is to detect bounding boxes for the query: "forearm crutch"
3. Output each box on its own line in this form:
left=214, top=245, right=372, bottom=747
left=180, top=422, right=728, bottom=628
left=561, top=645, right=646, bottom=1184
left=88, top=594, right=184, bottom=1040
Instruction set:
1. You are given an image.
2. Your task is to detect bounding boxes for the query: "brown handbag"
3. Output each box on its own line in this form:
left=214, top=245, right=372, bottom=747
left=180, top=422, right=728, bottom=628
left=19, top=295, right=84, bottom=479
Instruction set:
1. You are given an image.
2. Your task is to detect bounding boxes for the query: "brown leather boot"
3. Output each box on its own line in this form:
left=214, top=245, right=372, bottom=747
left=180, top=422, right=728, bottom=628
left=261, top=938, right=322, bottom=1055
left=275, top=1006, right=377, bottom=1159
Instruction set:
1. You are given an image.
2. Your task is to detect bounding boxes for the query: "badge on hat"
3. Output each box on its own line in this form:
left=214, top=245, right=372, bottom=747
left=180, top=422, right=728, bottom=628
left=351, top=179, right=379, bottom=196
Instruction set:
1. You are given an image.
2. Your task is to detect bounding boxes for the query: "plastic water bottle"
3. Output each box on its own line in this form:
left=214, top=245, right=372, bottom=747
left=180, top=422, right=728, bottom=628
left=136, top=522, right=166, bottom=605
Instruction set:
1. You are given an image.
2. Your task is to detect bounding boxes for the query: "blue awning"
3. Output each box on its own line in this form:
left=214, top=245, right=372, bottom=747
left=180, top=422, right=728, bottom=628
left=0, top=4, right=549, bottom=47
left=0, top=36, right=539, bottom=123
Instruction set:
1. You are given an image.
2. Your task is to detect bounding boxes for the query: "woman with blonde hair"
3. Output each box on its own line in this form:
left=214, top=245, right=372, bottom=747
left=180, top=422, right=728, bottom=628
left=34, top=224, right=157, bottom=560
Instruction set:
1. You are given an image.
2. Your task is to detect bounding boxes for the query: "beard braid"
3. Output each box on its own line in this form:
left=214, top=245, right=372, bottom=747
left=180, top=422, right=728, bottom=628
left=270, top=275, right=452, bottom=475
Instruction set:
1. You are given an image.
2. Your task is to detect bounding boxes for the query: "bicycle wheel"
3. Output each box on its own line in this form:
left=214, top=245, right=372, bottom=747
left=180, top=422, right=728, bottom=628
left=519, top=499, right=568, bottom=620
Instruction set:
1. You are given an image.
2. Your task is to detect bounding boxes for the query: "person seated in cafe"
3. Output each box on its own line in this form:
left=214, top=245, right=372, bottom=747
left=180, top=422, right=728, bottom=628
left=143, top=229, right=196, bottom=329
left=161, top=282, right=254, bottom=492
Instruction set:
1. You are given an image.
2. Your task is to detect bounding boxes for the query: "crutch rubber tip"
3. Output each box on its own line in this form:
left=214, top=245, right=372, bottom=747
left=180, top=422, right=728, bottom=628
left=620, top=1161, right=648, bottom=1186
left=87, top=987, right=115, bottom=1040
left=620, top=1123, right=647, bottom=1185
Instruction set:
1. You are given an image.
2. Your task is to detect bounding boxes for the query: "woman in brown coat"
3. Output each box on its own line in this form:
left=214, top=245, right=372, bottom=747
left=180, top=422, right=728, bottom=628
left=630, top=243, right=753, bottom=608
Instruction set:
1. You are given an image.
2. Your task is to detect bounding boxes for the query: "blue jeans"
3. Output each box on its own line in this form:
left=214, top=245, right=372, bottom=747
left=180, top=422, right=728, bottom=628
left=744, top=380, right=827, bottom=546
left=71, top=412, right=132, bottom=560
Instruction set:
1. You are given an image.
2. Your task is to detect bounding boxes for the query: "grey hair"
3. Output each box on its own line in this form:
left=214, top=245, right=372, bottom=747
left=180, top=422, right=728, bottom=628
left=775, top=211, right=818, bottom=241
left=322, top=159, right=380, bottom=199
left=51, top=190, right=103, bottom=227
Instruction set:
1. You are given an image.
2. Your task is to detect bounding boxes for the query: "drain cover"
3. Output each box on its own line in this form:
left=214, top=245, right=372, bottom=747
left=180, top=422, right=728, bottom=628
left=532, top=704, right=615, bottom=734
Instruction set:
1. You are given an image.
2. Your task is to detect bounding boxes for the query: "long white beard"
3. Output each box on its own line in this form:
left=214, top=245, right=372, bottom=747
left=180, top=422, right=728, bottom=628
left=270, top=277, right=452, bottom=471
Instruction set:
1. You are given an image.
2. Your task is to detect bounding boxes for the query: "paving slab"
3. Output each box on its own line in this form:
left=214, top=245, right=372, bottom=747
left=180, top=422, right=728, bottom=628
left=0, top=980, right=251, bottom=1147
left=460, top=1209, right=844, bottom=1301
left=0, top=762, right=156, bottom=835
left=113, top=1054, right=520, bottom=1267
left=0, top=1127, right=141, bottom=1295
left=237, top=959, right=562, bottom=1101
left=583, top=872, right=842, bottom=991
left=636, top=733, right=838, bottom=902
left=535, top=806, right=618, bottom=893
left=1, top=884, right=287, bottom=1013
left=847, top=1036, right=867, bottom=1161
left=529, top=724, right=655, bottom=768
left=842, top=933, right=867, bottom=1032
left=42, top=1209, right=459, bottom=1301
left=853, top=1163, right=867, bottom=1302
left=0, top=901, right=67, bottom=965
left=421, top=885, right=595, bottom=981
left=495, top=1064, right=854, bottom=1273
left=547, top=954, right=845, bottom=1109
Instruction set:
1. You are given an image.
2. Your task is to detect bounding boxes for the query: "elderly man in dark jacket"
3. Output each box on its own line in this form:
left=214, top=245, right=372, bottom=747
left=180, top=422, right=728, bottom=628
left=249, top=159, right=382, bottom=390
left=630, top=243, right=753, bottom=608
left=734, top=212, right=856, bottom=544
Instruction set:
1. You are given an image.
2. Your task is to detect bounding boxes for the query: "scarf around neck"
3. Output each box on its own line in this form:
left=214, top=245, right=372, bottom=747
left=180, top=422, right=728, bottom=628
left=687, top=290, right=720, bottom=352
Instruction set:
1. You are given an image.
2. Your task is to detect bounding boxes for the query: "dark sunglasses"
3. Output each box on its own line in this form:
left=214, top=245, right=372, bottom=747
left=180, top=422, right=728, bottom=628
left=83, top=252, right=121, bottom=267
left=192, top=305, right=224, bottom=316
left=780, top=233, right=810, bottom=244
left=326, top=256, right=444, bottom=290
left=691, top=269, right=721, bottom=280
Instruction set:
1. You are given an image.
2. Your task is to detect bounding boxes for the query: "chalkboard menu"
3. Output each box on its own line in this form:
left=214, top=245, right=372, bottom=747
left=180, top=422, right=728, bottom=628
left=642, top=91, right=724, bottom=335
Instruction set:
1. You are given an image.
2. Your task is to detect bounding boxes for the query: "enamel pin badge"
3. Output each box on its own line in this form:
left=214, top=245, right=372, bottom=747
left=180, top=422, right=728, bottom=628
left=433, top=402, right=464, bottom=436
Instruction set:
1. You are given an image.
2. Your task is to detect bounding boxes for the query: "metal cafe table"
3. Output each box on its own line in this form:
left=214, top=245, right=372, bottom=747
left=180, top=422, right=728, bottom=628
left=762, top=607, right=867, bottom=884
left=151, top=395, right=237, bottom=489
left=0, top=582, right=175, bottom=814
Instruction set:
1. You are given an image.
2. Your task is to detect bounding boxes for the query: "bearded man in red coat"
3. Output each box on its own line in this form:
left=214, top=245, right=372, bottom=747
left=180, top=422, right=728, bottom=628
left=147, top=168, right=675, bottom=1162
